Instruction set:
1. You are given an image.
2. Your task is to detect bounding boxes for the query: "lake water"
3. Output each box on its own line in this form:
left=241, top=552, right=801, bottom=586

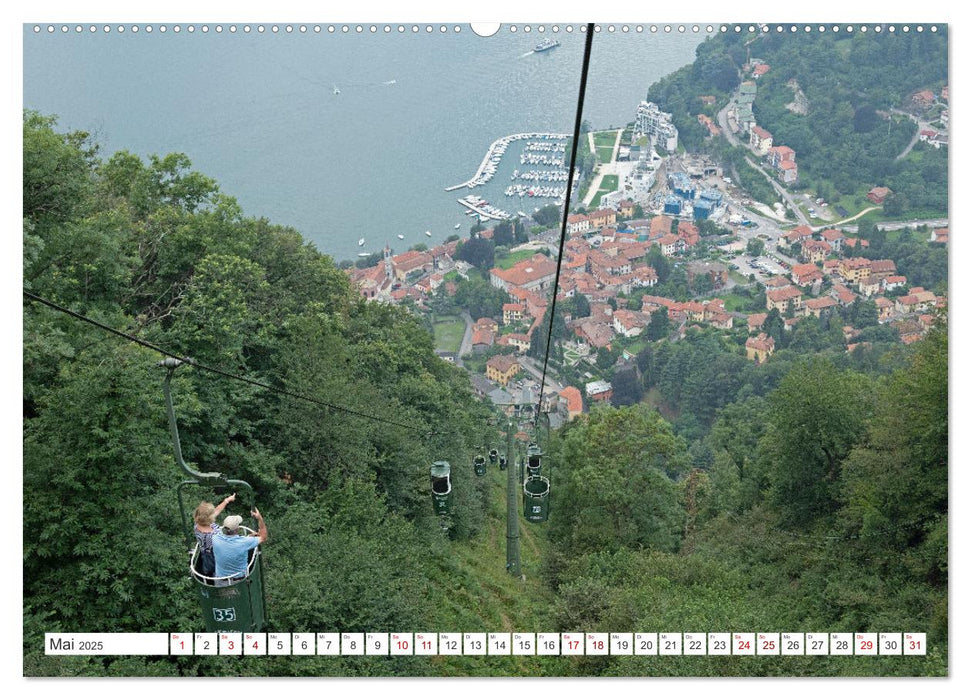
left=23, top=25, right=704, bottom=260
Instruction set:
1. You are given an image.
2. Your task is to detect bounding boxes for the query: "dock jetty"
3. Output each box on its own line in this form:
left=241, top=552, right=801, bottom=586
left=446, top=132, right=570, bottom=192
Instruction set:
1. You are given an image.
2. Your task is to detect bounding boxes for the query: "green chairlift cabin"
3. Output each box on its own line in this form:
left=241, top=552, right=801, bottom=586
left=430, top=461, right=453, bottom=515
left=523, top=475, right=551, bottom=523
left=526, top=443, right=543, bottom=477
left=160, top=358, right=267, bottom=633
left=523, top=443, right=550, bottom=523
left=473, top=454, right=487, bottom=476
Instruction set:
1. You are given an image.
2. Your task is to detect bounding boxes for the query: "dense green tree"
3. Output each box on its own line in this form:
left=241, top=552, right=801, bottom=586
left=610, top=365, right=643, bottom=407
left=645, top=307, right=670, bottom=341
left=839, top=316, right=947, bottom=587
left=533, top=204, right=562, bottom=228
left=691, top=271, right=714, bottom=295
left=762, top=359, right=874, bottom=526
left=454, top=235, right=495, bottom=270
left=453, top=277, right=509, bottom=320
left=492, top=220, right=514, bottom=246
left=569, top=293, right=591, bottom=319
left=23, top=111, right=98, bottom=230
left=548, top=405, right=689, bottom=559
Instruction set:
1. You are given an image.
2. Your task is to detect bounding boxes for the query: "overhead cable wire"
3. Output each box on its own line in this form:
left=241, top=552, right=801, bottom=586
left=534, top=22, right=595, bottom=431
left=23, top=289, right=435, bottom=436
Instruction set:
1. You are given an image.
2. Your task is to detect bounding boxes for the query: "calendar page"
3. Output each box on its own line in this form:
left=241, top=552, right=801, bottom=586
left=21, top=8, right=949, bottom=681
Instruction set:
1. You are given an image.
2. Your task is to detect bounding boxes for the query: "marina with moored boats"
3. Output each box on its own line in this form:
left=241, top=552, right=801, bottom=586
left=446, top=132, right=572, bottom=217
left=445, top=132, right=570, bottom=192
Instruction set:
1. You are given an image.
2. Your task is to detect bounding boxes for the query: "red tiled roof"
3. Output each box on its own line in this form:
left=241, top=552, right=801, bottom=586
left=650, top=216, right=673, bottom=236
left=490, top=254, right=557, bottom=288
left=487, top=355, right=519, bottom=374
left=806, top=296, right=837, bottom=310
left=783, top=225, right=813, bottom=242
left=764, top=275, right=792, bottom=289
left=746, top=333, right=775, bottom=351
left=791, top=263, right=821, bottom=280
left=767, top=286, right=802, bottom=302
left=559, top=386, right=583, bottom=413
left=471, top=329, right=494, bottom=346
left=803, top=240, right=832, bottom=251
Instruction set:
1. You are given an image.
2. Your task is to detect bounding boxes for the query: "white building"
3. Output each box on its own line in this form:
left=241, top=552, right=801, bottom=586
left=599, top=190, right=624, bottom=211
left=634, top=101, right=679, bottom=153
left=585, top=380, right=613, bottom=398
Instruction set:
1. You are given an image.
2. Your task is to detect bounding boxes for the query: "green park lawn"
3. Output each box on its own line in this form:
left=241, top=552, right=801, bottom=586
left=496, top=248, right=538, bottom=269
left=593, top=130, right=618, bottom=150
left=719, top=291, right=758, bottom=313
left=594, top=130, right=619, bottom=163
left=433, top=315, right=465, bottom=354
left=590, top=174, right=620, bottom=208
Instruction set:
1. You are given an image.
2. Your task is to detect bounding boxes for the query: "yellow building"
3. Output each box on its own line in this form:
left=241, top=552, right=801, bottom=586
left=745, top=333, right=775, bottom=363
left=486, top=354, right=520, bottom=386
left=502, top=303, right=525, bottom=325
left=838, top=257, right=872, bottom=284
left=766, top=286, right=803, bottom=313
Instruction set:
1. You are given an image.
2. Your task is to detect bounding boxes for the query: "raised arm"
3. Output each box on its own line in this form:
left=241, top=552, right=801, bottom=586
left=213, top=493, right=236, bottom=518
left=251, top=507, right=268, bottom=544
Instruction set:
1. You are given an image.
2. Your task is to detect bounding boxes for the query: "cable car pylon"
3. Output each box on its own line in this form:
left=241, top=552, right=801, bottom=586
left=505, top=420, right=520, bottom=577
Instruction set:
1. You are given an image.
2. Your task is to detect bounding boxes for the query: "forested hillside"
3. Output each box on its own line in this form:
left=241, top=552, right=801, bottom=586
left=647, top=28, right=948, bottom=216
left=23, top=112, right=947, bottom=676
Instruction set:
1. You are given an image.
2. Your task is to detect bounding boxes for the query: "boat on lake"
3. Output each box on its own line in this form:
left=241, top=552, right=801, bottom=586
left=358, top=238, right=365, bottom=246
left=454, top=223, right=462, bottom=229
left=534, top=38, right=560, bottom=52
left=397, top=234, right=405, bottom=239
left=425, top=231, right=432, bottom=237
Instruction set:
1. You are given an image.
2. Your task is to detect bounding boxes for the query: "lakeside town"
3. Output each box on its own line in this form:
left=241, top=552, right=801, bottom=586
left=345, top=58, right=948, bottom=429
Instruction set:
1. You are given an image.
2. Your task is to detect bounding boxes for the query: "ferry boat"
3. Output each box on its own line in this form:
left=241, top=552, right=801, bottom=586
left=534, top=38, right=560, bottom=52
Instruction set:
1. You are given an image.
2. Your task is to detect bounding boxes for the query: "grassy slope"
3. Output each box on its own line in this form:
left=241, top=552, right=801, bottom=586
left=423, top=465, right=572, bottom=675
left=433, top=316, right=465, bottom=353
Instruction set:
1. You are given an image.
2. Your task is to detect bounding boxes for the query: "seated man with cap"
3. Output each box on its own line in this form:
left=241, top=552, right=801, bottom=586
left=212, top=508, right=268, bottom=585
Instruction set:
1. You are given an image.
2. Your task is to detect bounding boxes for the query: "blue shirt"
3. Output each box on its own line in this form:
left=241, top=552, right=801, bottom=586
left=212, top=532, right=260, bottom=579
